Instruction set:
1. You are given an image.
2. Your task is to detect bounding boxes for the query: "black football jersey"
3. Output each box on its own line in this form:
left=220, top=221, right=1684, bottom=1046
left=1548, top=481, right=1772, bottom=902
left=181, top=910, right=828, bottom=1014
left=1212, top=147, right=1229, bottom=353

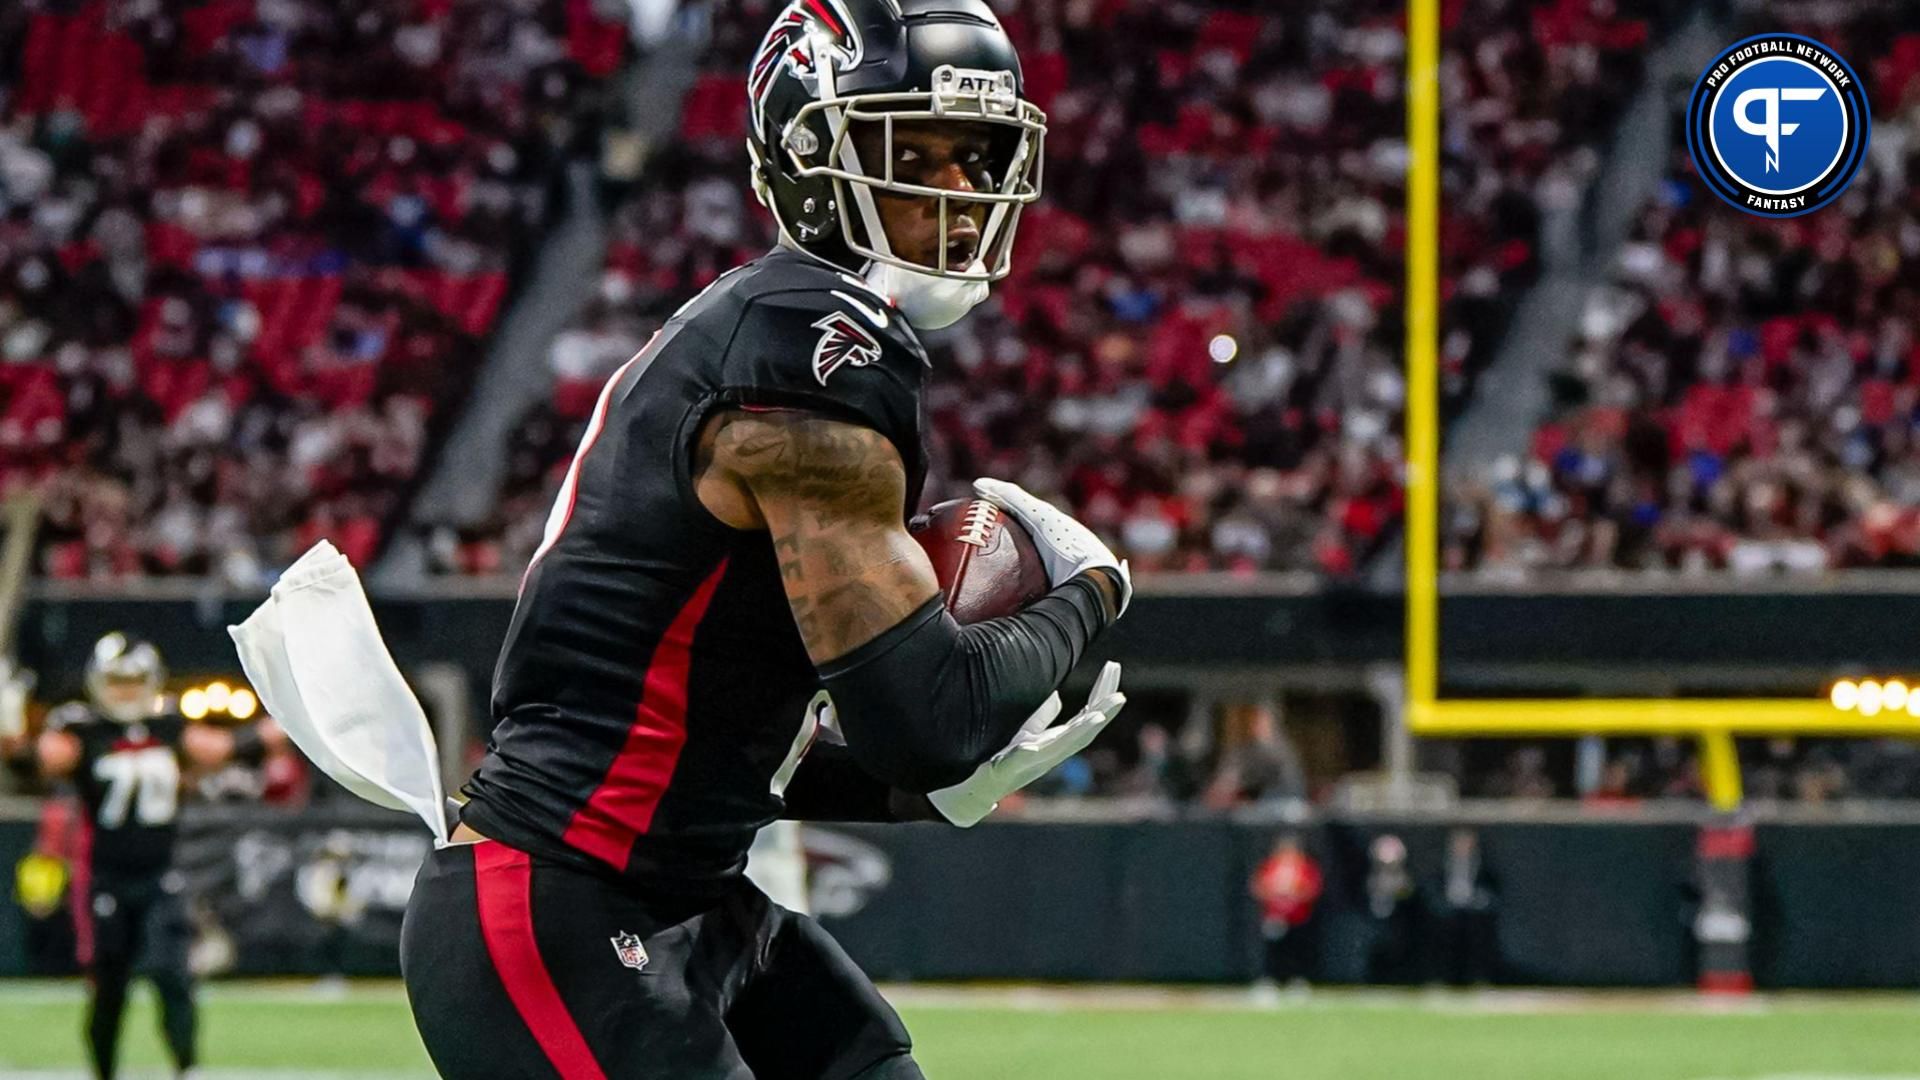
left=49, top=703, right=189, bottom=878
left=462, top=247, right=929, bottom=892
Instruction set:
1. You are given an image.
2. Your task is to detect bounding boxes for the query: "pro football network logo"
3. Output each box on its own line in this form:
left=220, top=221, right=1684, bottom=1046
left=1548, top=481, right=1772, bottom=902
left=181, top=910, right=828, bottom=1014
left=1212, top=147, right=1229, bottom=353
left=610, top=931, right=649, bottom=973
left=811, top=310, right=883, bottom=385
left=1686, top=34, right=1869, bottom=218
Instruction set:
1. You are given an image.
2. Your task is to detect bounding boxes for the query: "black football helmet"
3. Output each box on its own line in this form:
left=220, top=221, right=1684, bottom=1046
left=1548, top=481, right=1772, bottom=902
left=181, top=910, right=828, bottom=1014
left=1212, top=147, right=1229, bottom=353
left=85, top=632, right=165, bottom=724
left=746, top=0, right=1045, bottom=281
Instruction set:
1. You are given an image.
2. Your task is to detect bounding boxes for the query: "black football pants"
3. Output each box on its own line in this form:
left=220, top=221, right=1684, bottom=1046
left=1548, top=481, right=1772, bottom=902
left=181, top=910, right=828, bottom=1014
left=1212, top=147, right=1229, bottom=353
left=401, top=840, right=924, bottom=1080
left=84, top=871, right=196, bottom=1080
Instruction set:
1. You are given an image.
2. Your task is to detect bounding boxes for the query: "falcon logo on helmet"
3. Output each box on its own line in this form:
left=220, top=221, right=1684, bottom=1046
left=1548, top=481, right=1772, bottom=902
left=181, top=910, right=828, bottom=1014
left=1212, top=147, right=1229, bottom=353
left=749, top=0, right=865, bottom=131
left=810, top=310, right=884, bottom=385
left=745, top=0, right=1046, bottom=283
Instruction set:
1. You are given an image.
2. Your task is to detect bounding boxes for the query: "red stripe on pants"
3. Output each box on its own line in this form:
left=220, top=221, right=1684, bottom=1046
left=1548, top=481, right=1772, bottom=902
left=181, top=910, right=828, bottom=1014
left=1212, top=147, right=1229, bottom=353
left=71, top=811, right=94, bottom=969
left=561, top=559, right=730, bottom=868
left=472, top=842, right=608, bottom=1080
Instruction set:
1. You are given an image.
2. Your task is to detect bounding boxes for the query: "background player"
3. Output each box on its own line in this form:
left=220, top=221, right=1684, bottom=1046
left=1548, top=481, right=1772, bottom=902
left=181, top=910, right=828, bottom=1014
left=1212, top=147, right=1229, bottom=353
left=7, top=632, right=283, bottom=1080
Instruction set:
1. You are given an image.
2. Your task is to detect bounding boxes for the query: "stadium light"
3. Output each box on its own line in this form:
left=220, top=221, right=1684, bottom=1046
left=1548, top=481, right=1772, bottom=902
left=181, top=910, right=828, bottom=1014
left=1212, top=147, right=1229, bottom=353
left=1885, top=680, right=1909, bottom=711
left=1859, top=680, right=1884, bottom=716
left=1826, top=678, right=1920, bottom=718
left=178, top=679, right=264, bottom=720
left=1830, top=680, right=1858, bottom=710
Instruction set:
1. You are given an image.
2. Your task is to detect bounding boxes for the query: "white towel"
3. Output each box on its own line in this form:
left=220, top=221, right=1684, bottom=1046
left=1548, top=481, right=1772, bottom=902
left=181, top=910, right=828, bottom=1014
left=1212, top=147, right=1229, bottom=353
left=228, top=541, right=450, bottom=846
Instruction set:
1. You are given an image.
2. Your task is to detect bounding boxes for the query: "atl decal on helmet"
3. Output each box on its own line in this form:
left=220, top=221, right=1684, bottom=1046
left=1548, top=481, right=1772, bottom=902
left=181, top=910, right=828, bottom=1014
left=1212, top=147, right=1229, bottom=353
left=1685, top=33, right=1869, bottom=218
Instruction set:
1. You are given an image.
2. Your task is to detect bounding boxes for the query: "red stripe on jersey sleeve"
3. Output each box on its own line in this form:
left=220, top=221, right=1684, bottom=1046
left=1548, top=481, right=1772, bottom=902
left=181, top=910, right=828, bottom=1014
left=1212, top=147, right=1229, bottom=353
left=561, top=558, right=731, bottom=869
left=472, top=842, right=609, bottom=1080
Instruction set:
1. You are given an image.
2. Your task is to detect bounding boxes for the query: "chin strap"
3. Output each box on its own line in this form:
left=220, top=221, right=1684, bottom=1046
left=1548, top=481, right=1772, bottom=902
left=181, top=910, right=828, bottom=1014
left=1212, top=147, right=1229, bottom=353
left=864, top=259, right=989, bottom=330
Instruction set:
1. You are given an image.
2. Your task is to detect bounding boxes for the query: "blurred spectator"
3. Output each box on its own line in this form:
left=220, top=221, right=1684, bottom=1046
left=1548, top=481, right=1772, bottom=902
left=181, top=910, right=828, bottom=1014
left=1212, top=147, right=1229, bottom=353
left=1647, top=736, right=1703, bottom=800
left=1251, top=833, right=1323, bottom=992
left=1429, top=827, right=1499, bottom=986
left=1199, top=701, right=1307, bottom=809
left=1582, top=754, right=1639, bottom=808
left=1364, top=833, right=1421, bottom=983
left=1488, top=745, right=1556, bottom=799
left=1111, top=722, right=1199, bottom=803
left=1744, top=738, right=1799, bottom=803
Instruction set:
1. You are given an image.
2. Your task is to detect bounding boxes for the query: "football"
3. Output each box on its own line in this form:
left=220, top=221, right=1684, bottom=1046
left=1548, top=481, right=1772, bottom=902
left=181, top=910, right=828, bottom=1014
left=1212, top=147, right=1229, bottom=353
left=910, top=498, right=1051, bottom=623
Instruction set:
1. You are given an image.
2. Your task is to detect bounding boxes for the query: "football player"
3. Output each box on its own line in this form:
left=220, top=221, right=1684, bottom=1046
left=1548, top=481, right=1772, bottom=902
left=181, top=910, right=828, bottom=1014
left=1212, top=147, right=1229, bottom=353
left=15, top=634, right=283, bottom=1080
left=398, top=1, right=1129, bottom=1077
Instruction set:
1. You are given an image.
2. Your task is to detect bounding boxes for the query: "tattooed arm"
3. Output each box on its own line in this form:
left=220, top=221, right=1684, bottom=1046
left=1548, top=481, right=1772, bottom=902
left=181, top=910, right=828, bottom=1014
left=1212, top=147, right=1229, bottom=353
left=699, top=408, right=1118, bottom=792
left=700, top=409, right=941, bottom=662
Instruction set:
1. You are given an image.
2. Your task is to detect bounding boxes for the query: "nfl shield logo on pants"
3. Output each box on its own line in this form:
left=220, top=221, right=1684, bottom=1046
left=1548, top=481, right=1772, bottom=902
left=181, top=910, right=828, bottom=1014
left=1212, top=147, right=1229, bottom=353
left=610, top=931, right=649, bottom=973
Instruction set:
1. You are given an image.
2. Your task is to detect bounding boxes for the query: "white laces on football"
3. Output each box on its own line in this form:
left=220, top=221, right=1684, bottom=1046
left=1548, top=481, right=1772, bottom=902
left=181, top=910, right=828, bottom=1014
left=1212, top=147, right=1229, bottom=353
left=972, top=477, right=1132, bottom=616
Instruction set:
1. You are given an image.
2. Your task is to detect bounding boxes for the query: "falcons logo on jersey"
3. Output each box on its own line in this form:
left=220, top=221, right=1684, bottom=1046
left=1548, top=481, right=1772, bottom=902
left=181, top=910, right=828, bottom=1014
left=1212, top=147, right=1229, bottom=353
left=749, top=0, right=865, bottom=129
left=811, top=311, right=883, bottom=385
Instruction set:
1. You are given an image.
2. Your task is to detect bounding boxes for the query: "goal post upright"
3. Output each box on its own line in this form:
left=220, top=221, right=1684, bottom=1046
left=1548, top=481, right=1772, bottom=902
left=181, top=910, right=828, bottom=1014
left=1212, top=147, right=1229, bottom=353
left=1404, top=0, right=1441, bottom=713
left=1395, top=0, right=1910, bottom=811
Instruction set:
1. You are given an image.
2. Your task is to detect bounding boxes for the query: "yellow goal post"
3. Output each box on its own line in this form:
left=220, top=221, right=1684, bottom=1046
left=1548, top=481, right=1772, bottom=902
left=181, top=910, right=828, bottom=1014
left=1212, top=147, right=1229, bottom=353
left=1398, top=0, right=1915, bottom=810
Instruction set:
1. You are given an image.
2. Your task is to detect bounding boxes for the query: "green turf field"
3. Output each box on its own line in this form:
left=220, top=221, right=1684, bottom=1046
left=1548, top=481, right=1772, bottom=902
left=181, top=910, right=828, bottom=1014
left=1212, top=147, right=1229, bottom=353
left=3, top=981, right=1920, bottom=1079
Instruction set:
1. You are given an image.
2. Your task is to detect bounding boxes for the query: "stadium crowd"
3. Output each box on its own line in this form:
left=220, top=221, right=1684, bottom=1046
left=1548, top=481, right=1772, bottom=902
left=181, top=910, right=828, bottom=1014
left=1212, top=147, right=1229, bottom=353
left=430, top=0, right=1664, bottom=577
left=1487, top=734, right=1920, bottom=805
left=0, top=0, right=621, bottom=584
left=1449, top=1, right=1920, bottom=577
left=1060, top=704, right=1920, bottom=810
left=5, top=1, right=1913, bottom=587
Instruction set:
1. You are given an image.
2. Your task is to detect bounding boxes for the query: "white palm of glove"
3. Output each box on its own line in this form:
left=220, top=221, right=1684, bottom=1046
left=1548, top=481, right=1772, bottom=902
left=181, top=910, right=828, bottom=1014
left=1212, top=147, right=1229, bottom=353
left=928, top=661, right=1125, bottom=828
left=973, top=478, right=1132, bottom=615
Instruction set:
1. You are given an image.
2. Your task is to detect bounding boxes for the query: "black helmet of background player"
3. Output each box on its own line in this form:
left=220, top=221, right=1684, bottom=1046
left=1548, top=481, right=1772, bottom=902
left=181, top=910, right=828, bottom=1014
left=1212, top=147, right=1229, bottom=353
left=85, top=632, right=165, bottom=724
left=746, top=0, right=1044, bottom=298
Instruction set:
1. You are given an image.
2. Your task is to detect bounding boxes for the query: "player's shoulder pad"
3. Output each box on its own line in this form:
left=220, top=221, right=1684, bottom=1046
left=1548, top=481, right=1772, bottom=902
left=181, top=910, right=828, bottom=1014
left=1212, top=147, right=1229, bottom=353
left=749, top=287, right=923, bottom=386
left=727, top=252, right=926, bottom=387
left=44, top=701, right=93, bottom=732
left=721, top=262, right=926, bottom=449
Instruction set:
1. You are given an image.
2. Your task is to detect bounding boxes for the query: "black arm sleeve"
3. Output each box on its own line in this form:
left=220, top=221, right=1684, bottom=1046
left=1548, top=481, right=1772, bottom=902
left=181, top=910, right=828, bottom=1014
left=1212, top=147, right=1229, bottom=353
left=779, top=744, right=901, bottom=822
left=817, top=573, right=1112, bottom=794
